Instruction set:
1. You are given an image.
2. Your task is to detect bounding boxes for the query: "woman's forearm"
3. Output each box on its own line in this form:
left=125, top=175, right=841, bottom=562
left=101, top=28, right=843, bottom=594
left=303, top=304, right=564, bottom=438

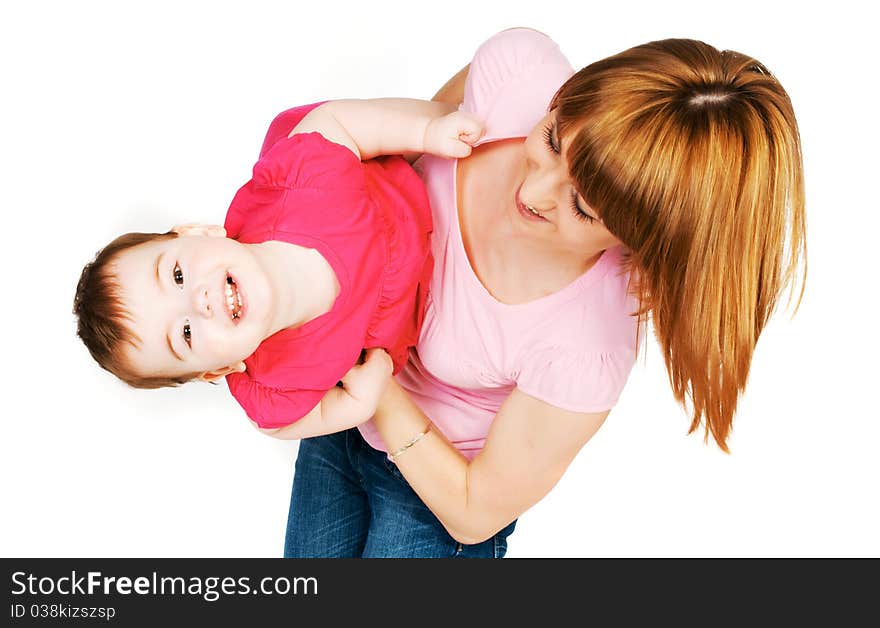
left=432, top=63, right=470, bottom=105
left=373, top=381, right=500, bottom=544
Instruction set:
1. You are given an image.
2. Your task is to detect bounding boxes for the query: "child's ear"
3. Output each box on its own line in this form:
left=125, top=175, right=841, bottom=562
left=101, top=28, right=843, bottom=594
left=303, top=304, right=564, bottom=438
left=198, top=361, right=246, bottom=383
left=172, top=223, right=227, bottom=238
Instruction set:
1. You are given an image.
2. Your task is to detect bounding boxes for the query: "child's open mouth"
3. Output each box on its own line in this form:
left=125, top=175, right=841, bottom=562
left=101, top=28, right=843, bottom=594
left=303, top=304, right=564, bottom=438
left=224, top=273, right=243, bottom=322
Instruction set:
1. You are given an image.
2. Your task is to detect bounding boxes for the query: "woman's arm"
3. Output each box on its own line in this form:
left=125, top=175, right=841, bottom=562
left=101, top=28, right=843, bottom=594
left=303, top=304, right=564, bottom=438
left=289, top=98, right=481, bottom=161
left=432, top=64, right=470, bottom=106
left=373, top=381, right=609, bottom=545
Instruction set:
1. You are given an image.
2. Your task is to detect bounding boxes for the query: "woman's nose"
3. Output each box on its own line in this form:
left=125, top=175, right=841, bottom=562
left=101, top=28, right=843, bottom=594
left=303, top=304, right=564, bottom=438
left=521, top=170, right=559, bottom=213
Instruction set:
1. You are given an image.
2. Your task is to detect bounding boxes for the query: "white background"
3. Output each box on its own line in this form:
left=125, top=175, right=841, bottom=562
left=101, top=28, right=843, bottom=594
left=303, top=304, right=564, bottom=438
left=2, top=0, right=877, bottom=558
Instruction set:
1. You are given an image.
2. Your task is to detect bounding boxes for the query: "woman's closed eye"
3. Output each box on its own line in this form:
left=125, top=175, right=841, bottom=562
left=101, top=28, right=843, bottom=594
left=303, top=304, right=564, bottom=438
left=542, top=122, right=597, bottom=224
left=570, top=191, right=596, bottom=223
left=542, top=121, right=560, bottom=154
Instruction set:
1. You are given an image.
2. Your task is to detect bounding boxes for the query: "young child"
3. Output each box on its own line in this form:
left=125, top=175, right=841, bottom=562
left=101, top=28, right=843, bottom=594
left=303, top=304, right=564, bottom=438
left=74, top=98, right=484, bottom=439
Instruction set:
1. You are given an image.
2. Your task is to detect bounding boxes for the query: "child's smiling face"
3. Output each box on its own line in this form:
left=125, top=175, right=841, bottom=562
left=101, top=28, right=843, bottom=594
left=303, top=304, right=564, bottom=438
left=110, top=225, right=273, bottom=382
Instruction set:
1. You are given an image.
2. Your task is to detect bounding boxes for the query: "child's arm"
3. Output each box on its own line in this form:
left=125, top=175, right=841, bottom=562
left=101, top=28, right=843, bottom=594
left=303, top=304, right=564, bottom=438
left=289, top=98, right=484, bottom=161
left=254, top=348, right=393, bottom=441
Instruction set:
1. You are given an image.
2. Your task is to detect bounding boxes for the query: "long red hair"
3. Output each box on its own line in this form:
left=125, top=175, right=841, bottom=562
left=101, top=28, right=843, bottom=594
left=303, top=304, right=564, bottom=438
left=553, top=39, right=806, bottom=451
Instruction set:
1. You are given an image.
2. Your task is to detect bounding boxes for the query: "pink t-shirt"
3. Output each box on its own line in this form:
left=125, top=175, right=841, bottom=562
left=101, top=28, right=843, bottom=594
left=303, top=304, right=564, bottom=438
left=358, top=29, right=640, bottom=458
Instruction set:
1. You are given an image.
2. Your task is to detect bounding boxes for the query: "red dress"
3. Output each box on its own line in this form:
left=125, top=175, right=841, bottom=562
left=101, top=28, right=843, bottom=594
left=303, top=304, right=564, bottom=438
left=223, top=103, right=433, bottom=428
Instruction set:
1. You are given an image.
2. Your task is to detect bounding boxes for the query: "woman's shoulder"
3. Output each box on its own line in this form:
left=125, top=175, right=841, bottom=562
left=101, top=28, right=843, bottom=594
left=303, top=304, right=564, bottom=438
left=512, top=248, right=639, bottom=354
left=514, top=255, right=641, bottom=414
left=463, top=27, right=574, bottom=142
left=473, top=27, right=563, bottom=66
left=515, top=337, right=638, bottom=414
left=468, top=27, right=573, bottom=90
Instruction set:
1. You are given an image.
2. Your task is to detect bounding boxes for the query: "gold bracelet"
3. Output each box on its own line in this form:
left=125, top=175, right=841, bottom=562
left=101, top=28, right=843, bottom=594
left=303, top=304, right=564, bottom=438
left=388, top=424, right=432, bottom=461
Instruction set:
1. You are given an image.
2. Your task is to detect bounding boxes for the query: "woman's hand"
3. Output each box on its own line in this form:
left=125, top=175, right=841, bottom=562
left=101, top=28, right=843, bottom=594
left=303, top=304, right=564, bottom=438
left=256, top=348, right=392, bottom=441
left=423, top=111, right=485, bottom=159
left=339, top=348, right=394, bottom=416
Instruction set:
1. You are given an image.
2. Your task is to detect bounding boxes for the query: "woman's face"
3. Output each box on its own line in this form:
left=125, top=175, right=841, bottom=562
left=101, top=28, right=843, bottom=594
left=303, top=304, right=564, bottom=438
left=517, top=109, right=620, bottom=259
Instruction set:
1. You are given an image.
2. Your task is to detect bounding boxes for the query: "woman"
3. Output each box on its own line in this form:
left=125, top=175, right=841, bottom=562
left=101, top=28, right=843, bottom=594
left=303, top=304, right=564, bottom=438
left=283, top=28, right=806, bottom=557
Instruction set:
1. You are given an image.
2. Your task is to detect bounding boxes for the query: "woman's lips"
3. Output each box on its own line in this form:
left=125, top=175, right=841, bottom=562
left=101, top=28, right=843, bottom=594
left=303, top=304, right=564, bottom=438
left=515, top=184, right=546, bottom=222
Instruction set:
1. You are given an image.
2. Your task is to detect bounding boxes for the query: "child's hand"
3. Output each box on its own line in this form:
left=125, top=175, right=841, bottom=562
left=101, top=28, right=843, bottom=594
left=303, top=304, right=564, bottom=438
left=423, top=111, right=485, bottom=159
left=340, top=348, right=394, bottom=414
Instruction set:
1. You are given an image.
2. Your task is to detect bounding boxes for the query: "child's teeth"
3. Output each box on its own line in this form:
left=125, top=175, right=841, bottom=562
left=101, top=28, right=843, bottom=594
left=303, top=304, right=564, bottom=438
left=224, top=278, right=242, bottom=320
left=225, top=283, right=235, bottom=319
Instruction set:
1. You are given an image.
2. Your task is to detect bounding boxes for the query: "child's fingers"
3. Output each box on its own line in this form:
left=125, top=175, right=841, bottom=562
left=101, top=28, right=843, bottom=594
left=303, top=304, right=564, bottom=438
left=458, top=130, right=481, bottom=146
left=455, top=113, right=485, bottom=140
left=444, top=138, right=473, bottom=158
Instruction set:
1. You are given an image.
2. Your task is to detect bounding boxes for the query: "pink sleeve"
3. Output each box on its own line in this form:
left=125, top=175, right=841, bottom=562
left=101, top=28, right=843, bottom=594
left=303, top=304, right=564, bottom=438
left=462, top=28, right=575, bottom=142
left=516, top=345, right=637, bottom=414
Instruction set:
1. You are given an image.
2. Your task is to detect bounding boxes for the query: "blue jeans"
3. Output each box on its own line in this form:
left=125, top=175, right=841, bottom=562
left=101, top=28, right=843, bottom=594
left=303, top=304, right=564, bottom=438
left=284, top=428, right=517, bottom=558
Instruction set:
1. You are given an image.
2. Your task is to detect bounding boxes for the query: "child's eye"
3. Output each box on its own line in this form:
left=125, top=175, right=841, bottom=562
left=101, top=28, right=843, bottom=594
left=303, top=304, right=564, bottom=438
left=173, top=262, right=184, bottom=287
left=183, top=320, right=192, bottom=348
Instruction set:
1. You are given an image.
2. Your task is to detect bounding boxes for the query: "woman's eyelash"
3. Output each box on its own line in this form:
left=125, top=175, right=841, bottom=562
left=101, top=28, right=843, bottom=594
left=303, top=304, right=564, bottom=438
left=543, top=121, right=596, bottom=224
left=570, top=192, right=596, bottom=223
left=542, top=122, right=560, bottom=154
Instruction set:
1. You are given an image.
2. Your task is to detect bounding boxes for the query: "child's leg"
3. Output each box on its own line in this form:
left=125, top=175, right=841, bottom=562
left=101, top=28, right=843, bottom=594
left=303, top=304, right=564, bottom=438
left=283, top=430, right=370, bottom=558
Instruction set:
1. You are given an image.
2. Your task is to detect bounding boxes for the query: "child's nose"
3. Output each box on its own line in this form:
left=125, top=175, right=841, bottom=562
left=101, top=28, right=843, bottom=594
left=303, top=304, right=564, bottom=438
left=193, top=286, right=213, bottom=318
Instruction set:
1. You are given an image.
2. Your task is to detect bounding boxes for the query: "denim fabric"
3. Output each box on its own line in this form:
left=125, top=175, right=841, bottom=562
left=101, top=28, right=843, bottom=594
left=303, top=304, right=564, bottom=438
left=284, top=428, right=517, bottom=558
